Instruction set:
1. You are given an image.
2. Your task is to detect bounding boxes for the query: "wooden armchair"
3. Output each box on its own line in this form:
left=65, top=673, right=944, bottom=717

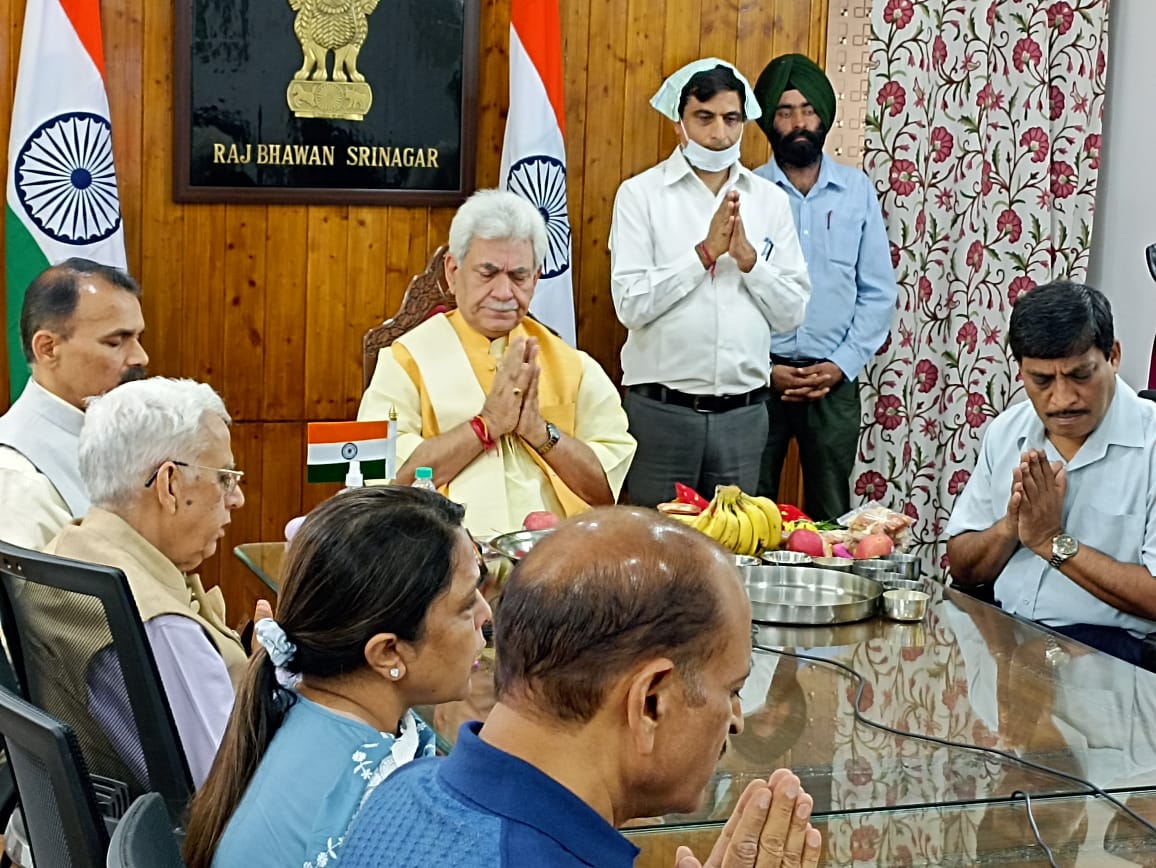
left=362, top=245, right=456, bottom=390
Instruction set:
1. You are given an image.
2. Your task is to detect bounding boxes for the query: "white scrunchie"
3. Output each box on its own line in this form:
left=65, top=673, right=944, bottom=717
left=255, top=618, right=297, bottom=667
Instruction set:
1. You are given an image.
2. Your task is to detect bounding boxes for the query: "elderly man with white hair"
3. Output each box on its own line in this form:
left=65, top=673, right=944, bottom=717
left=359, top=189, right=635, bottom=536
left=17, top=377, right=247, bottom=787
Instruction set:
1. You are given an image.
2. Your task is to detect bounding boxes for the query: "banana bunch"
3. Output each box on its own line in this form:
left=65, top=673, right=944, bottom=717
left=678, top=485, right=783, bottom=556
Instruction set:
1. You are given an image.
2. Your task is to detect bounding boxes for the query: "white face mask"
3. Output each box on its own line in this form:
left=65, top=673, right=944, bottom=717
left=680, top=122, right=743, bottom=173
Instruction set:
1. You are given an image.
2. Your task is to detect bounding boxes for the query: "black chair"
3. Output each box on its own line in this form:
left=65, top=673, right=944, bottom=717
left=0, top=541, right=193, bottom=825
left=105, top=792, right=183, bottom=868
left=0, top=686, right=107, bottom=868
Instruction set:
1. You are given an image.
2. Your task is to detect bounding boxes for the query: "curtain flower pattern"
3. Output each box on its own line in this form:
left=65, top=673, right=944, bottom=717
left=856, top=0, right=1110, bottom=576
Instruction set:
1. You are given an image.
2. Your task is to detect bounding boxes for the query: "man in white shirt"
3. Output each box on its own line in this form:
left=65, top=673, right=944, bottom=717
left=0, top=259, right=148, bottom=549
left=610, top=59, right=811, bottom=507
left=947, top=282, right=1156, bottom=666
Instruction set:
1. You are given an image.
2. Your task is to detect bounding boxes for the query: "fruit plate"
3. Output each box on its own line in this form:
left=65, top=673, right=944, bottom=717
left=486, top=529, right=553, bottom=562
left=739, top=565, right=882, bottom=625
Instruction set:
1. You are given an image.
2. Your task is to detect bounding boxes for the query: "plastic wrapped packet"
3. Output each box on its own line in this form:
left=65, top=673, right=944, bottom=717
left=834, top=504, right=915, bottom=551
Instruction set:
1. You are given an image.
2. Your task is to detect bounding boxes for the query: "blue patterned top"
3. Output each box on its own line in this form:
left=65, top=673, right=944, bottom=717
left=212, top=694, right=436, bottom=868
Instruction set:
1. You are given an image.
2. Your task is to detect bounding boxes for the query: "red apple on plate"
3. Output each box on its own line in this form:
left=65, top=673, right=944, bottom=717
left=785, top=528, right=825, bottom=557
left=855, top=533, right=894, bottom=559
left=523, top=511, right=559, bottom=532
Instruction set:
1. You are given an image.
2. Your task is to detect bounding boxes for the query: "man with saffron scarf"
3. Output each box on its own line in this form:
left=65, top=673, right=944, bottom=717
left=753, top=54, right=897, bottom=520
left=359, top=189, right=635, bottom=536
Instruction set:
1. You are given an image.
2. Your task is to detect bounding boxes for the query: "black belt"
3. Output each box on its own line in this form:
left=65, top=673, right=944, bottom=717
left=771, top=354, right=823, bottom=368
left=629, top=383, right=770, bottom=414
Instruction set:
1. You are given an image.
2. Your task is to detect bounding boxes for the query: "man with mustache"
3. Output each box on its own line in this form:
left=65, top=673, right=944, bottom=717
left=0, top=259, right=148, bottom=549
left=948, top=282, right=1156, bottom=667
left=752, top=54, right=897, bottom=520
left=360, top=189, right=635, bottom=536
left=610, top=59, right=810, bottom=508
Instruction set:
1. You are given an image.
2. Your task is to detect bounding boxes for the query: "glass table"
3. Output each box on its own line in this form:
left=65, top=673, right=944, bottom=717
left=232, top=542, right=286, bottom=596
left=230, top=543, right=1156, bottom=863
left=628, top=789, right=1156, bottom=867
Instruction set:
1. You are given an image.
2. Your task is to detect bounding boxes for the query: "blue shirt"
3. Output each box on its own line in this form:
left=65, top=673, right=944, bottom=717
left=755, top=156, right=897, bottom=380
left=212, top=695, right=435, bottom=868
left=946, top=378, right=1156, bottom=637
left=341, top=722, right=640, bottom=867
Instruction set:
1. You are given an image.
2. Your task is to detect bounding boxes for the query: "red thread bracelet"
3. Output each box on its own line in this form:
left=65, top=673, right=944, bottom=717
left=696, top=241, right=717, bottom=277
left=469, top=415, right=496, bottom=451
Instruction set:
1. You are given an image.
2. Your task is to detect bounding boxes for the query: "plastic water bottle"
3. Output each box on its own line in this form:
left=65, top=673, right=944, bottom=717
left=412, top=466, right=437, bottom=491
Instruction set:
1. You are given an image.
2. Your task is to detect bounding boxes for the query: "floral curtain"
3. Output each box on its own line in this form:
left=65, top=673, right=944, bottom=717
left=855, top=0, right=1111, bottom=576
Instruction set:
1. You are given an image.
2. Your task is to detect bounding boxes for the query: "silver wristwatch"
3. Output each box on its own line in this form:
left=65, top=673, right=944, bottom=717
left=1048, top=532, right=1078, bottom=569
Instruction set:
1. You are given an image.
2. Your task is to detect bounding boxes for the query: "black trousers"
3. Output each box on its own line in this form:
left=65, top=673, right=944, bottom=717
left=1051, top=623, right=1146, bottom=668
left=759, top=377, right=861, bottom=521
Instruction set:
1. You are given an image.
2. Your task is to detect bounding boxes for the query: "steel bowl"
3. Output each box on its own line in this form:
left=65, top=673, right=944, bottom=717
left=882, top=552, right=922, bottom=579
left=762, top=550, right=813, bottom=567
left=882, top=589, right=929, bottom=622
left=852, top=560, right=904, bottom=581
left=734, top=555, right=762, bottom=568
left=811, top=556, right=854, bottom=573
left=486, top=529, right=553, bottom=561
left=880, top=577, right=929, bottom=595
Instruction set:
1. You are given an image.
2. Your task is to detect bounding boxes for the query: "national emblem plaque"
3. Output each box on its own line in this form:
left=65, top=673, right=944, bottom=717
left=174, top=0, right=479, bottom=204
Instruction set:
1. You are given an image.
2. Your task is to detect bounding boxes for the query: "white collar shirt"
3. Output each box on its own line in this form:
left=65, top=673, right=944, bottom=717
left=947, top=378, right=1156, bottom=637
left=609, top=148, right=811, bottom=395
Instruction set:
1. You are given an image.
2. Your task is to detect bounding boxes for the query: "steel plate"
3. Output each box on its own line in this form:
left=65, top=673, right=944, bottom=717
left=485, top=529, right=553, bottom=561
left=740, top=565, right=882, bottom=625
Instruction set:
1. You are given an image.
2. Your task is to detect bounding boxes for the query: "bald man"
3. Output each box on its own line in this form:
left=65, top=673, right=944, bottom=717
left=752, top=54, right=897, bottom=520
left=341, top=507, right=821, bottom=868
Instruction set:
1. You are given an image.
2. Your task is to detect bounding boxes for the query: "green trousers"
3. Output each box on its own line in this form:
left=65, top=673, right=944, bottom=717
left=758, top=377, right=861, bottom=521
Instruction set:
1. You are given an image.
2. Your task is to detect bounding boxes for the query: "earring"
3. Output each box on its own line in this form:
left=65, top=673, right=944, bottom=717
left=389, top=667, right=401, bottom=679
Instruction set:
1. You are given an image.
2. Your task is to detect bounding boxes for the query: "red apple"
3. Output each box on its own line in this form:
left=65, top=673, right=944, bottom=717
left=523, top=511, right=559, bottom=531
left=785, top=529, right=825, bottom=558
left=855, top=533, right=894, bottom=559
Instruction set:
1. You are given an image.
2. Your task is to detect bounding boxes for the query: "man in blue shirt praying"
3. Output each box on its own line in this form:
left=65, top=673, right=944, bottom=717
left=752, top=54, right=898, bottom=520
left=947, top=282, right=1156, bottom=667
left=340, top=507, right=821, bottom=867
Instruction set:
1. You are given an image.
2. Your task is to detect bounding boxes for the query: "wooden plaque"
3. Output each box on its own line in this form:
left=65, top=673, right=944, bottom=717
left=174, top=0, right=479, bottom=205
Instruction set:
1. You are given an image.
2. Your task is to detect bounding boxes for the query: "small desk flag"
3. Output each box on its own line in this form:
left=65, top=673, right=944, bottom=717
left=306, top=421, right=394, bottom=484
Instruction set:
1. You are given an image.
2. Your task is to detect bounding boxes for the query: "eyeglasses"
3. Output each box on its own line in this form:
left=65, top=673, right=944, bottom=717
left=470, top=535, right=491, bottom=588
left=144, top=460, right=245, bottom=496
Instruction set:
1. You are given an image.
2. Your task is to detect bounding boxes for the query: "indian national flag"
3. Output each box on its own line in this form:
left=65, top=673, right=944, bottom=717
left=307, top=421, right=391, bottom=483
left=6, top=0, right=127, bottom=401
left=499, top=0, right=576, bottom=346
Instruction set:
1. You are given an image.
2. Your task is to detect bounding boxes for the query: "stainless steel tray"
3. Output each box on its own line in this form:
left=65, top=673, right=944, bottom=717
left=740, top=565, right=882, bottom=625
left=485, top=529, right=552, bottom=561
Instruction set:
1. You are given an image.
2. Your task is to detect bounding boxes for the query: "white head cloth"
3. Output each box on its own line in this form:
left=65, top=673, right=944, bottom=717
left=649, top=57, right=762, bottom=122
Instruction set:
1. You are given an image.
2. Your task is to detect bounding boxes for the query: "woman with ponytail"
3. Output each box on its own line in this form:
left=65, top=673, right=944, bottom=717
left=183, top=486, right=491, bottom=868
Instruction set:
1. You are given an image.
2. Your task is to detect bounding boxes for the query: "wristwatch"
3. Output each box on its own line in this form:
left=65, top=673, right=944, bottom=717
left=1044, top=635, right=1071, bottom=668
left=535, top=422, right=561, bottom=456
left=1048, top=532, right=1078, bottom=568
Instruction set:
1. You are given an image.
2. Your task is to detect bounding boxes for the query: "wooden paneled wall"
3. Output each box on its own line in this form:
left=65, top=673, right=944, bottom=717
left=1, top=0, right=827, bottom=618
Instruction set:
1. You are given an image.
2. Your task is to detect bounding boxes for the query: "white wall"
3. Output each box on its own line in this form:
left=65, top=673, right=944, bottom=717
left=1087, top=0, right=1156, bottom=390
